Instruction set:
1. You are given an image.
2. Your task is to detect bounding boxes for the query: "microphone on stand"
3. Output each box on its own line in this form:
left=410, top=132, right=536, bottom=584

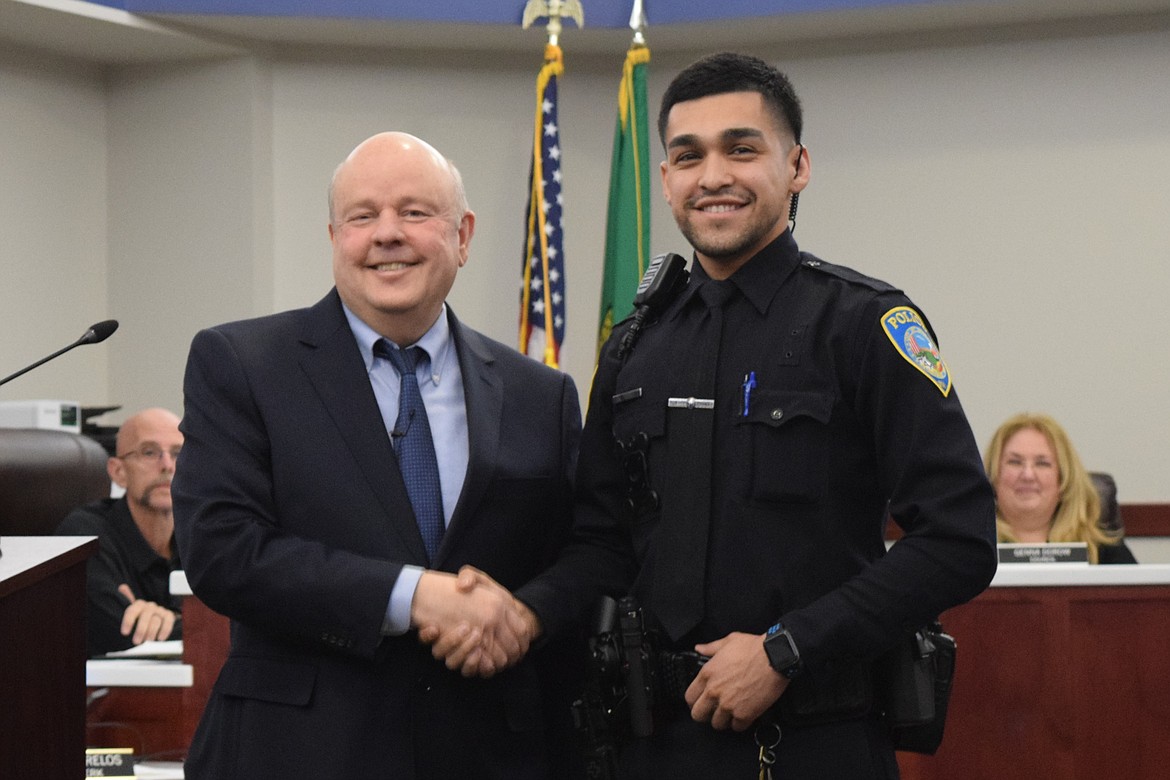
left=0, top=319, right=119, bottom=389
left=0, top=319, right=117, bottom=558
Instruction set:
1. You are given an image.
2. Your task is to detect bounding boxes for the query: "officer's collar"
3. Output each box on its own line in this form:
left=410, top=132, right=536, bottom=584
left=675, top=230, right=802, bottom=318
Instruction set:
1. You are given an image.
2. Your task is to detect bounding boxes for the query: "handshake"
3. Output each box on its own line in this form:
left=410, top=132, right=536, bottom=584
left=411, top=566, right=541, bottom=679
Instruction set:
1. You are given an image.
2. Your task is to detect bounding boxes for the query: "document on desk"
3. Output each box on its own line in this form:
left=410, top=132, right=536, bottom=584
left=101, top=639, right=182, bottom=659
left=88, top=641, right=188, bottom=687
left=86, top=658, right=193, bottom=687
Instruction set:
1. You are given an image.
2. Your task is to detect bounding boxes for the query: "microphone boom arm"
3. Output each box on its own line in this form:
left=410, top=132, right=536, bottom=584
left=0, top=320, right=119, bottom=389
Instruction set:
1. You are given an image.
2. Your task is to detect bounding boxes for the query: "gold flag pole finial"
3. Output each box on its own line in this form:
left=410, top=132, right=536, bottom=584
left=522, top=0, right=585, bottom=47
left=629, top=0, right=647, bottom=45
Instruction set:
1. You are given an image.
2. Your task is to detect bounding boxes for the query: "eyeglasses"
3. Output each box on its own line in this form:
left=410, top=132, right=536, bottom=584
left=116, top=445, right=183, bottom=463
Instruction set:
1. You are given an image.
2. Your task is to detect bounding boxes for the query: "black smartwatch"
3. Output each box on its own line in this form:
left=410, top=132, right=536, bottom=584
left=763, top=622, right=803, bottom=679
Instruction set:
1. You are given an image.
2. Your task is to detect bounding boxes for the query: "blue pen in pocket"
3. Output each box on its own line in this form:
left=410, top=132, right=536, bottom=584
left=742, top=371, right=757, bottom=416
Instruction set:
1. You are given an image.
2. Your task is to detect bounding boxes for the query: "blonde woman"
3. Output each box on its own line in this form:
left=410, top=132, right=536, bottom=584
left=985, top=413, right=1136, bottom=564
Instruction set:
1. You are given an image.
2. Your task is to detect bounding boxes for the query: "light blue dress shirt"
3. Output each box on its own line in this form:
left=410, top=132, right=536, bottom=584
left=343, top=304, right=469, bottom=635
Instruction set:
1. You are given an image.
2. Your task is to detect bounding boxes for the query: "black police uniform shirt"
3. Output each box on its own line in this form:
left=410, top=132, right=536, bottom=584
left=56, top=497, right=183, bottom=657
left=521, top=229, right=997, bottom=684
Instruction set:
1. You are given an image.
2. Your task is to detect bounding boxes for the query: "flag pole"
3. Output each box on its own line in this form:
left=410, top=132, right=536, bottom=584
left=629, top=0, right=646, bottom=45
left=597, top=2, right=651, bottom=355
left=519, top=1, right=583, bottom=367
left=522, top=0, right=585, bottom=47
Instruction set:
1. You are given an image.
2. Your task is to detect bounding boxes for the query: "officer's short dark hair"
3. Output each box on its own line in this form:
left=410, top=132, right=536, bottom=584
left=657, top=52, right=803, bottom=147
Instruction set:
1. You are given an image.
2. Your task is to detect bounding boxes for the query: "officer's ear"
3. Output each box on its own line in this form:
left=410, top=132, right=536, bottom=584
left=788, top=144, right=808, bottom=231
left=791, top=143, right=810, bottom=192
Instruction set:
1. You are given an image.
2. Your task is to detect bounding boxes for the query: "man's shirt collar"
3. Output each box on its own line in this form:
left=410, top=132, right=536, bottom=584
left=343, top=303, right=453, bottom=386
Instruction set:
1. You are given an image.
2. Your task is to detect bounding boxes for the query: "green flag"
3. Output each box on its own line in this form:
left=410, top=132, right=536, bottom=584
left=597, top=43, right=651, bottom=356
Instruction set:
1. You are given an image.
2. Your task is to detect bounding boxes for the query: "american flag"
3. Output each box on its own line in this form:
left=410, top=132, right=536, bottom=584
left=519, top=43, right=566, bottom=368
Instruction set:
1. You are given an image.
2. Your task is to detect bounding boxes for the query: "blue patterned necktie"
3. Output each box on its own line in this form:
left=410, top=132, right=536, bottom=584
left=377, top=341, right=444, bottom=562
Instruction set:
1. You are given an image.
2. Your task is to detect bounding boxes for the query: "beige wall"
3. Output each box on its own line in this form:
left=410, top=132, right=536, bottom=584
left=788, top=35, right=1170, bottom=502
left=105, top=57, right=274, bottom=415
left=1, top=28, right=1167, bottom=500
left=0, top=48, right=108, bottom=403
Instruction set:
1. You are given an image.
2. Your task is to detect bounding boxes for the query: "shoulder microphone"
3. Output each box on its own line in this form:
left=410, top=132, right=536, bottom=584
left=616, top=253, right=688, bottom=362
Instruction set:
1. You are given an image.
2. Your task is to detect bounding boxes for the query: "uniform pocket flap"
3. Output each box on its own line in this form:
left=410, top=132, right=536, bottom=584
left=741, top=390, right=833, bottom=428
left=612, top=393, right=667, bottom=440
left=217, top=655, right=317, bottom=706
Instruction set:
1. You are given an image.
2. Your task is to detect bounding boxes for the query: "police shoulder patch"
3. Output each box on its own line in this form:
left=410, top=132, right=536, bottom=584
left=880, top=306, right=951, bottom=396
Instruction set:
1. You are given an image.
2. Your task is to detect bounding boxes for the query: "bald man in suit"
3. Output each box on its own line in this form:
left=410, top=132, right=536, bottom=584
left=172, top=132, right=581, bottom=778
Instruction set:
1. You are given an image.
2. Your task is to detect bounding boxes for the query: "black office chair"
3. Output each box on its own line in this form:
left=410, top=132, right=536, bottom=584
left=1088, top=471, right=1123, bottom=534
left=0, top=428, right=111, bottom=536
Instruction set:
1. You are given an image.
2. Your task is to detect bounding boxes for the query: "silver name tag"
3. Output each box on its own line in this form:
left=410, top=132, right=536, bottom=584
left=667, top=397, right=715, bottom=410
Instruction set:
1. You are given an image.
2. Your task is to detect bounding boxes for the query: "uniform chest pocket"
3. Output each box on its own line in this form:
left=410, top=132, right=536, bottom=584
left=736, top=390, right=834, bottom=504
left=611, top=391, right=667, bottom=443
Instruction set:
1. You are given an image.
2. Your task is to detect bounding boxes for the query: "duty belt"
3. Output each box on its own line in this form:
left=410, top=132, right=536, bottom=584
left=652, top=649, right=875, bottom=727
left=654, top=649, right=708, bottom=706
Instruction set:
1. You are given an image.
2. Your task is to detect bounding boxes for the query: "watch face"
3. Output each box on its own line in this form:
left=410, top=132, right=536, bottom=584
left=765, top=628, right=801, bottom=677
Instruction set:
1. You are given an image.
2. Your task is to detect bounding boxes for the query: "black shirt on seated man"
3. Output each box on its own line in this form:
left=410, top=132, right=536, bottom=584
left=56, top=408, right=183, bottom=657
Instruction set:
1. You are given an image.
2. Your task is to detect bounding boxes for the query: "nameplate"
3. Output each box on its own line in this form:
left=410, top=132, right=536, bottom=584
left=998, top=542, right=1089, bottom=565
left=85, top=747, right=136, bottom=778
left=667, top=397, right=714, bottom=410
left=613, top=387, right=643, bottom=405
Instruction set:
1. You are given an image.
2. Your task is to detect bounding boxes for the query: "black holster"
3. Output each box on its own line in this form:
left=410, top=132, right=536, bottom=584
left=777, top=621, right=956, bottom=755
left=878, top=621, right=956, bottom=755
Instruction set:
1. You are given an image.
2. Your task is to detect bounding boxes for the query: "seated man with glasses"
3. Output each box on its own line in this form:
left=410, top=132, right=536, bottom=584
left=57, top=407, right=184, bottom=657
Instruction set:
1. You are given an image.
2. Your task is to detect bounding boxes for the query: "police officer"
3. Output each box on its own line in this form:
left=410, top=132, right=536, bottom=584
left=515, top=52, right=998, bottom=778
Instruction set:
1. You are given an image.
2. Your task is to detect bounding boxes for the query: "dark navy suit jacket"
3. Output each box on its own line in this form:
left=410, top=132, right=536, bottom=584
left=172, top=290, right=581, bottom=779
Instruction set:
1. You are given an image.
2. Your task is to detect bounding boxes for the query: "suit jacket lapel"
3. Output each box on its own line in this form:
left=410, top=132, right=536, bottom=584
left=297, top=290, right=430, bottom=562
left=435, top=308, right=502, bottom=564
